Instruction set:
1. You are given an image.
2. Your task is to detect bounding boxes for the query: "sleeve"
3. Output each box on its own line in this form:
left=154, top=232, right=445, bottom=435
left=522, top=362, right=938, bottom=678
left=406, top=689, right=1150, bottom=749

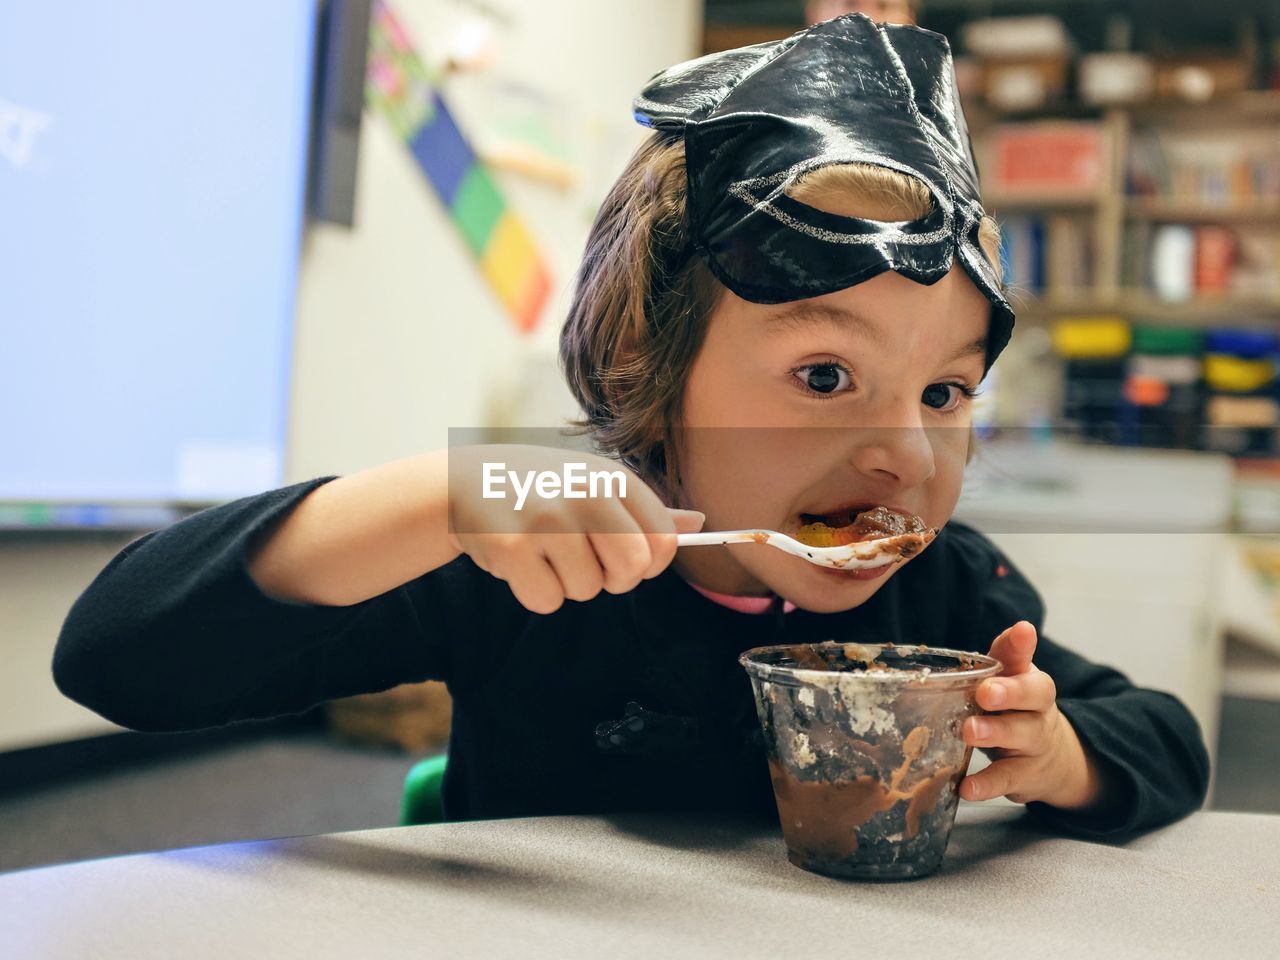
left=953, top=527, right=1211, bottom=841
left=52, top=478, right=501, bottom=733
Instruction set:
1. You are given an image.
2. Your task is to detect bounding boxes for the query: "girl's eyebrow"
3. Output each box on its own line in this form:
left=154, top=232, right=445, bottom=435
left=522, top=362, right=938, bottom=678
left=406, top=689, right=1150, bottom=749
left=765, top=303, right=882, bottom=341
left=766, top=304, right=989, bottom=365
left=946, top=336, right=989, bottom=364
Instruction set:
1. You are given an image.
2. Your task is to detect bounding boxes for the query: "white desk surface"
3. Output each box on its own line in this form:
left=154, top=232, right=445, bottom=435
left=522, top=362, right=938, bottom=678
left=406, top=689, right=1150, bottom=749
left=1, top=807, right=1276, bottom=960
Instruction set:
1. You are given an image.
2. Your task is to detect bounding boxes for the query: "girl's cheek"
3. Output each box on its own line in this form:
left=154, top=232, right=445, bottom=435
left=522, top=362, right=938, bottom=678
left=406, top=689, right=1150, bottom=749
left=928, top=425, right=973, bottom=461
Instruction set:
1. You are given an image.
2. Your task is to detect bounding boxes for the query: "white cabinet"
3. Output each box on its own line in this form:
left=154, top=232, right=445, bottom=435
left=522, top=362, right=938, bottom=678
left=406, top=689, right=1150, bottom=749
left=955, top=442, right=1233, bottom=763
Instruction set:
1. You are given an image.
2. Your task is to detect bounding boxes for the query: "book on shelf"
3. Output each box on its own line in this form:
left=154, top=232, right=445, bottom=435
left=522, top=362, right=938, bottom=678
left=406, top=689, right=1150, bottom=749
left=1136, top=222, right=1280, bottom=301
left=998, top=215, right=1044, bottom=294
left=1044, top=214, right=1093, bottom=294
left=1122, top=219, right=1153, bottom=292
left=997, top=213, right=1092, bottom=296
left=1194, top=226, right=1235, bottom=293
left=1234, top=230, right=1280, bottom=297
left=1127, top=127, right=1280, bottom=203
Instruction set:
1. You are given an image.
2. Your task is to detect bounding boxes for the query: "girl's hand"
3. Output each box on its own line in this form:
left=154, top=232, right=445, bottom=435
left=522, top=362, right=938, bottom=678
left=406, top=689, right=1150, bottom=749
left=959, top=621, right=1105, bottom=810
left=448, top=445, right=704, bottom=615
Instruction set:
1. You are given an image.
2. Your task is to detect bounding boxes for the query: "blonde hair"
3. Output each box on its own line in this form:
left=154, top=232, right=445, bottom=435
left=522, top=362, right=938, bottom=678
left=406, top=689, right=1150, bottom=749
left=559, top=133, right=1003, bottom=498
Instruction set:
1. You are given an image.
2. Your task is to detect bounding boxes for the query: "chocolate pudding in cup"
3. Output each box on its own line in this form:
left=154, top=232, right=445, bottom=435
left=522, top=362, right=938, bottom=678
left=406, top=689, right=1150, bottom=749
left=740, top=641, right=1001, bottom=880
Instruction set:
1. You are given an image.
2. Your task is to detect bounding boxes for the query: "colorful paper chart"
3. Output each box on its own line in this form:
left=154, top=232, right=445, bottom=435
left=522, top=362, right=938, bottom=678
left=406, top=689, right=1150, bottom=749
left=366, top=1, right=551, bottom=333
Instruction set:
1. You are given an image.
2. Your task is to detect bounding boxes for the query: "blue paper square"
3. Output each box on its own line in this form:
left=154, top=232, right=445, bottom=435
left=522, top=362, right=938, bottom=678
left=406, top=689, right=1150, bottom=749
left=409, top=93, right=475, bottom=206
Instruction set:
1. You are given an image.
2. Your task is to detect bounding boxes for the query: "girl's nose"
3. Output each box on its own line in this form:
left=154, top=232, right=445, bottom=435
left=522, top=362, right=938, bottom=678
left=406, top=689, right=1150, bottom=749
left=847, top=422, right=937, bottom=488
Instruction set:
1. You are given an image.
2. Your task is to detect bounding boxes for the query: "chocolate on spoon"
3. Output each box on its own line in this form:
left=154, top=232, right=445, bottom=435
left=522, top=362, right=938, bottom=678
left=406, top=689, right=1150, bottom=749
left=676, top=506, right=935, bottom=570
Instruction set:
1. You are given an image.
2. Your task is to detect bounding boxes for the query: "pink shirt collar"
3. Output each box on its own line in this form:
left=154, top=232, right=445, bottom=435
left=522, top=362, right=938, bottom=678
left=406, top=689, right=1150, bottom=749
left=685, top=579, right=797, bottom=615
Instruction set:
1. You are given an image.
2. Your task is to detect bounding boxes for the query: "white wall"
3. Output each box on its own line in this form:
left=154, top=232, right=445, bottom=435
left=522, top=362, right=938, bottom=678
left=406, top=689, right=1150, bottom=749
left=291, top=0, right=704, bottom=473
left=984, top=532, right=1225, bottom=762
left=0, top=0, right=702, bottom=751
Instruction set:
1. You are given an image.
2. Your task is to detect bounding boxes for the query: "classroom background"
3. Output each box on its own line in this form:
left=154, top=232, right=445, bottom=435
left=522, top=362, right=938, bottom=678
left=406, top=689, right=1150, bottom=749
left=2, top=0, right=1278, bottom=873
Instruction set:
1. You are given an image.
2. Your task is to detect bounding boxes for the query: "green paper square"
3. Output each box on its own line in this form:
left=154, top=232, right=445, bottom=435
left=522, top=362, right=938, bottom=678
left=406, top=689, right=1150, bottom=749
left=451, top=166, right=505, bottom=256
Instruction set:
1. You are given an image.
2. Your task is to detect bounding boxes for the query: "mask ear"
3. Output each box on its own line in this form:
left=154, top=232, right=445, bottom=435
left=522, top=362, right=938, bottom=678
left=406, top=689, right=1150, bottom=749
left=633, top=42, right=790, bottom=131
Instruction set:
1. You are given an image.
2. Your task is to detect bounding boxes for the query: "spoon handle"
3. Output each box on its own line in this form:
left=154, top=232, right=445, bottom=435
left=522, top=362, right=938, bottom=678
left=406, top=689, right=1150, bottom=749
left=676, top=530, right=773, bottom=547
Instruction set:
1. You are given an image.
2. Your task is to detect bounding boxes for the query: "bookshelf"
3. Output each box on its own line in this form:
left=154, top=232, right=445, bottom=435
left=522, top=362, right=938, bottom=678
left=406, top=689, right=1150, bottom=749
left=963, top=90, right=1280, bottom=460
left=971, top=93, right=1280, bottom=328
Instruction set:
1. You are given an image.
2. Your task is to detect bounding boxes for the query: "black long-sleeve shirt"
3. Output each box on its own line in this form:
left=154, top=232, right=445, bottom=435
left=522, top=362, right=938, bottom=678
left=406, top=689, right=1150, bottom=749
left=54, top=478, right=1210, bottom=838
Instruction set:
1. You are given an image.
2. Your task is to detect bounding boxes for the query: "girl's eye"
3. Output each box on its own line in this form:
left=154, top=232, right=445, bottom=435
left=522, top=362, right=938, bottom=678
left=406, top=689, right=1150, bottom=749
left=795, top=363, right=851, bottom=395
left=921, top=382, right=971, bottom=412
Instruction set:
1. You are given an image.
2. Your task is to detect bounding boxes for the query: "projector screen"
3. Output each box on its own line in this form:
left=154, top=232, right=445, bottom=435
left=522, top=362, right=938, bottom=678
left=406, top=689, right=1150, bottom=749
left=0, top=1, right=317, bottom=524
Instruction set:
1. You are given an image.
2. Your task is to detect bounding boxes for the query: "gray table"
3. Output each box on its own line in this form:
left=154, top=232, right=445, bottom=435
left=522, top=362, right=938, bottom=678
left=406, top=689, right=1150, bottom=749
left=1, top=807, right=1276, bottom=960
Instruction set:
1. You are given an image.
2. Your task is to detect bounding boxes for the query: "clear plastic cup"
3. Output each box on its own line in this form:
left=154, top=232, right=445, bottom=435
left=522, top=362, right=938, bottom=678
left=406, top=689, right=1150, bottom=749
left=740, top=641, right=1001, bottom=880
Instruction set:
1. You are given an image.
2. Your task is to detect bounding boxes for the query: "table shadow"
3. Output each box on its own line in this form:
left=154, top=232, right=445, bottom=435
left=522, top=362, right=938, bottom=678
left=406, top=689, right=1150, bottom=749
left=245, top=830, right=770, bottom=929
left=258, top=833, right=564, bottom=888
left=601, top=811, right=780, bottom=854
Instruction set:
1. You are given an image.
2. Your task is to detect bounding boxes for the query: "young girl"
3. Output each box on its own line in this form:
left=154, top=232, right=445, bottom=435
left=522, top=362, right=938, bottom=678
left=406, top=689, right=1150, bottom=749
left=55, top=15, right=1207, bottom=838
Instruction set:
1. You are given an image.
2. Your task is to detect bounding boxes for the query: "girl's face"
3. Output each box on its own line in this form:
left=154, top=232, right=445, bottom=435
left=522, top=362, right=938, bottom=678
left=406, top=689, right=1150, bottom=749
left=673, top=263, right=990, bottom=612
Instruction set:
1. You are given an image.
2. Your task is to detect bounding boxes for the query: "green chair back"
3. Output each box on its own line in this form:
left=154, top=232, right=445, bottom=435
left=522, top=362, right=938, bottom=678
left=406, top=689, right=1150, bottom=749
left=399, top=753, right=448, bottom=826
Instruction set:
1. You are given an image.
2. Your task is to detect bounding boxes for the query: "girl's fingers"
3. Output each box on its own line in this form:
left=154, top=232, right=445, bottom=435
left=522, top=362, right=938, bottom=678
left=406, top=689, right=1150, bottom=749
left=577, top=502, right=700, bottom=591
left=960, top=755, right=1042, bottom=804
left=573, top=496, right=653, bottom=593
left=462, top=452, right=697, bottom=605
left=616, top=479, right=697, bottom=580
left=501, top=550, right=569, bottom=615
left=616, top=470, right=674, bottom=532
left=987, top=620, right=1038, bottom=676
left=589, top=529, right=655, bottom=595
left=670, top=509, right=707, bottom=531
left=542, top=533, right=606, bottom=603
left=641, top=508, right=706, bottom=580
left=977, top=668, right=1057, bottom=713
left=963, top=709, right=1054, bottom=756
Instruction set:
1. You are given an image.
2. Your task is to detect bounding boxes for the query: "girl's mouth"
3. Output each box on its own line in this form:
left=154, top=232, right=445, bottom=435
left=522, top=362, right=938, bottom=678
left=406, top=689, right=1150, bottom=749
left=794, top=503, right=930, bottom=545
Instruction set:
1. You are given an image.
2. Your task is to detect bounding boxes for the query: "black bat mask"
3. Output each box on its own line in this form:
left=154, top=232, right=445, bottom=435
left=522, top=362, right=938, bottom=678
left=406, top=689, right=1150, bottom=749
left=633, top=13, right=1014, bottom=369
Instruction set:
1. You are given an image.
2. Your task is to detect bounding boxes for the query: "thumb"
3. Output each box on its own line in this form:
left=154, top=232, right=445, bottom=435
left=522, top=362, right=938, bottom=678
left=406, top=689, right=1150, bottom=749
left=669, top=508, right=706, bottom=533
left=988, top=620, right=1038, bottom=676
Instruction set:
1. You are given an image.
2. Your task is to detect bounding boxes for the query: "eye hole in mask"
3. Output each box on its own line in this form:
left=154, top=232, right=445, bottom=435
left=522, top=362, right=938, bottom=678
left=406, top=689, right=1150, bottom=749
left=783, top=161, right=937, bottom=226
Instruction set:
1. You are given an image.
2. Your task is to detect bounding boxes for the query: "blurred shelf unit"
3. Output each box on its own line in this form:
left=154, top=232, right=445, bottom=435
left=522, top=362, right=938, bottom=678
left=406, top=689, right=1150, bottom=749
left=971, top=93, right=1280, bottom=326
left=962, top=21, right=1280, bottom=462
left=1012, top=292, right=1280, bottom=326
left=1125, top=199, right=1280, bottom=223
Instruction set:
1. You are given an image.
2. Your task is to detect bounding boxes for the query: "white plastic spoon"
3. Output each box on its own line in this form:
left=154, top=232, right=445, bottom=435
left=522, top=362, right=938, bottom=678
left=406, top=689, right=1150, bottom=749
left=675, top=527, right=936, bottom=570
